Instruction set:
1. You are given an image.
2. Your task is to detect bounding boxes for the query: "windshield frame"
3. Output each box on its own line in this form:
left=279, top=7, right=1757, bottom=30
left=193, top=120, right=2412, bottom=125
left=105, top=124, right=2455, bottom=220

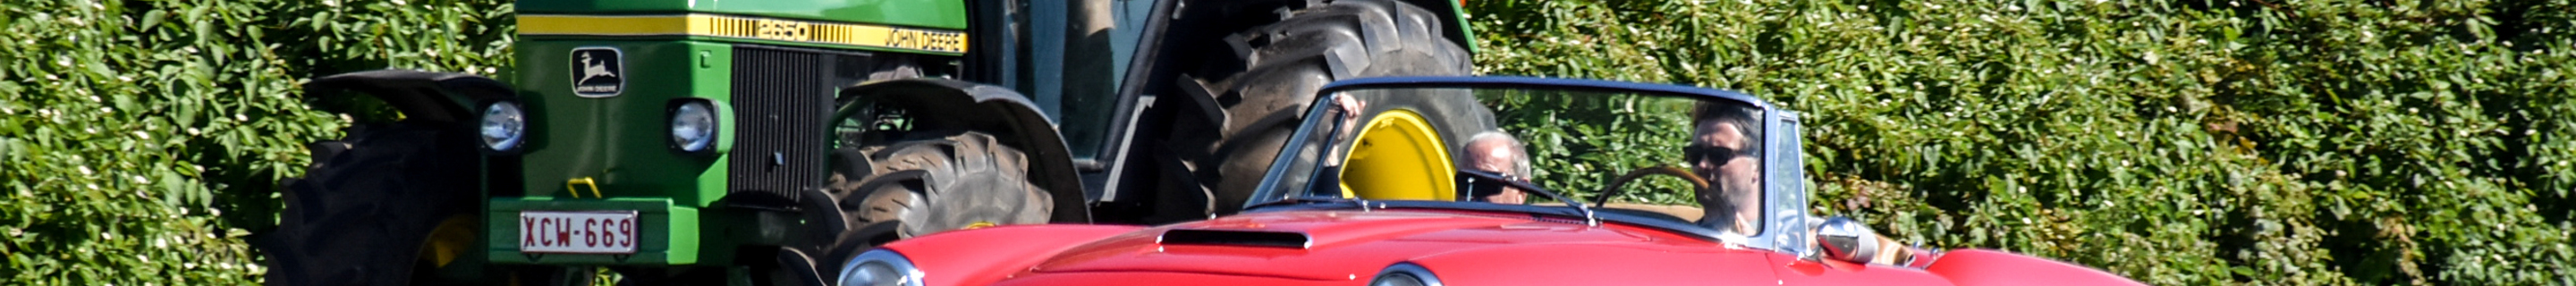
left=1243, top=197, right=1750, bottom=244
left=1243, top=76, right=1812, bottom=253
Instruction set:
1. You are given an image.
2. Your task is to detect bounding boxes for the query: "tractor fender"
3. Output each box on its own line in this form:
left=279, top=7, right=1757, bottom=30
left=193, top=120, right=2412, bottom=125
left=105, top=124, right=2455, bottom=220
left=837, top=79, right=1090, bottom=223
left=304, top=70, right=518, bottom=123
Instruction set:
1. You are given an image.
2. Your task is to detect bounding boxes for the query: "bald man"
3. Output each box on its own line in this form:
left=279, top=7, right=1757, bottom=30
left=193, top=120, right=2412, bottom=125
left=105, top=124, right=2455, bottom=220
left=1462, top=131, right=1530, bottom=205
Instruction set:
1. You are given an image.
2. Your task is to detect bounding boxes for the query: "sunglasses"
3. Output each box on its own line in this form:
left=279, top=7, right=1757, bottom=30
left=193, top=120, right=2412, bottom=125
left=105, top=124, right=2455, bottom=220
left=1456, top=170, right=1531, bottom=200
left=1682, top=145, right=1755, bottom=164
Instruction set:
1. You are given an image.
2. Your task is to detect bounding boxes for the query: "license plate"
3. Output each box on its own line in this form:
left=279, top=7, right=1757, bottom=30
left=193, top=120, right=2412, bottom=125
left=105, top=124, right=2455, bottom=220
left=519, top=211, right=640, bottom=254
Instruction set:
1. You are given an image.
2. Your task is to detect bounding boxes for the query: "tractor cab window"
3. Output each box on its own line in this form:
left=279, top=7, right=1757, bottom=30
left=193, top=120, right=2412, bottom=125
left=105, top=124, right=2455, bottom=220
left=1254, top=80, right=1767, bottom=236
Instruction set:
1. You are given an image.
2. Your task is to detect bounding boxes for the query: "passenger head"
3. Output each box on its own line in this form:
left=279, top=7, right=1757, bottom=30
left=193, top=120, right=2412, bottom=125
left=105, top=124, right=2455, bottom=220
left=1463, top=131, right=1530, bottom=204
left=1689, top=103, right=1761, bottom=234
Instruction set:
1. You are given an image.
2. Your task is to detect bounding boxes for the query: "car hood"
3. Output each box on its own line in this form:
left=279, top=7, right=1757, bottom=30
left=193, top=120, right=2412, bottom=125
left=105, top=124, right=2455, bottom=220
left=889, top=207, right=2136, bottom=286
left=1007, top=208, right=1735, bottom=282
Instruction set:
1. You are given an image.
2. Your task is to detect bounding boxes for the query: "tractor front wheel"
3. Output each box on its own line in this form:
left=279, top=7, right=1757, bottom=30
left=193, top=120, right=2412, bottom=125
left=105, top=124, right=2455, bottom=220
left=261, top=122, right=590, bottom=286
left=806, top=130, right=1054, bottom=280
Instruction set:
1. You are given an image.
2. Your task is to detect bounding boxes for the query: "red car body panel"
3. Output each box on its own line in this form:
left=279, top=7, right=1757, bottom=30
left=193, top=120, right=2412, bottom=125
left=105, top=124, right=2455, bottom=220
left=881, top=224, right=1148, bottom=286
left=1924, top=249, right=2145, bottom=286
left=985, top=271, right=1326, bottom=285
left=880, top=209, right=2141, bottom=286
left=1402, top=241, right=1782, bottom=285
left=1022, top=211, right=1709, bottom=281
left=1765, top=254, right=1957, bottom=286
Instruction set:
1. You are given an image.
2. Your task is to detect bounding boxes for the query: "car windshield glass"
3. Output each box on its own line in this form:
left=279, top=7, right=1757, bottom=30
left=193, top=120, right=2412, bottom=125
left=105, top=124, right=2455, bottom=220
left=1252, top=81, right=1766, bottom=235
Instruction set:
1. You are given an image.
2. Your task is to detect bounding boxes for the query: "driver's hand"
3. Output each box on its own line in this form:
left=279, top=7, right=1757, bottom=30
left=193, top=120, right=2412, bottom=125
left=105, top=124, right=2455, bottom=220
left=1335, top=94, right=1367, bottom=131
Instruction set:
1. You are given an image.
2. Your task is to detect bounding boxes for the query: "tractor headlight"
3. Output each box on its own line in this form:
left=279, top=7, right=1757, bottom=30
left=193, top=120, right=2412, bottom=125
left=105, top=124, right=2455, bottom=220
left=1368, top=263, right=1444, bottom=286
left=479, top=101, right=526, bottom=152
left=670, top=101, right=717, bottom=153
left=838, top=249, right=924, bottom=286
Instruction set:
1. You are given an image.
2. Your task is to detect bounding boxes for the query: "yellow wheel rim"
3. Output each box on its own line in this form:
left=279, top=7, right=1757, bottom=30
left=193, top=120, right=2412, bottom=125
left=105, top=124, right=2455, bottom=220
left=1338, top=109, right=1457, bottom=201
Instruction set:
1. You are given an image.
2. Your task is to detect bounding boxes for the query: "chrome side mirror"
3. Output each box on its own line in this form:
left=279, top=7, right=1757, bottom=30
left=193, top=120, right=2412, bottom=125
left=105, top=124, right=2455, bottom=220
left=1814, top=216, right=1879, bottom=264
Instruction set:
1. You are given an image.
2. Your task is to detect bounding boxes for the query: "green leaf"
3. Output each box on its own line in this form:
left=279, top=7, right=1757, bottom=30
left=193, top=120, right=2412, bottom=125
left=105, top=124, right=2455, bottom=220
left=139, top=9, right=165, bottom=31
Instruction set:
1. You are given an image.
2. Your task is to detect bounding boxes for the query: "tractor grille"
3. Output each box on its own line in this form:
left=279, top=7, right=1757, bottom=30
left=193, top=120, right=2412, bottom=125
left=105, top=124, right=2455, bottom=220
left=726, top=46, right=873, bottom=203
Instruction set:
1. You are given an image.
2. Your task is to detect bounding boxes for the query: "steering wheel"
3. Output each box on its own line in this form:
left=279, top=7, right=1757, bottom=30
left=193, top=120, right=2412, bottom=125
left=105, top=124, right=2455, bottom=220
left=1590, top=166, right=1711, bottom=206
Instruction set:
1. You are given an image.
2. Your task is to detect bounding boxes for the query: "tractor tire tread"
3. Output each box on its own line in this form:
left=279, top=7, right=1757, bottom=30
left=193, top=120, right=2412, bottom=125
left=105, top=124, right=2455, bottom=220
left=1165, top=0, right=1476, bottom=217
left=261, top=122, right=478, bottom=286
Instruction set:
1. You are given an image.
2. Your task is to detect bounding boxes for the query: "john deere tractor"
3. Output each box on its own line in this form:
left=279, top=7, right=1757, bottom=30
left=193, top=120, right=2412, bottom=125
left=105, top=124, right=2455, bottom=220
left=259, top=0, right=1490, bottom=284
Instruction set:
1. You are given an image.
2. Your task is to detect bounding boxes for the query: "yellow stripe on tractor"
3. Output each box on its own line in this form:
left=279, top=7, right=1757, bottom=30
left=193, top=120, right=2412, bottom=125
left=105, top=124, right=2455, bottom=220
left=518, top=13, right=968, bottom=55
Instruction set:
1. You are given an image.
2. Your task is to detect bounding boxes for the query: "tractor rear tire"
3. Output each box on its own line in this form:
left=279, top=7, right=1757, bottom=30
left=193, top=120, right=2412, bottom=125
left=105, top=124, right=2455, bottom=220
left=1168, top=0, right=1481, bottom=217
left=814, top=130, right=1053, bottom=277
left=262, top=122, right=490, bottom=286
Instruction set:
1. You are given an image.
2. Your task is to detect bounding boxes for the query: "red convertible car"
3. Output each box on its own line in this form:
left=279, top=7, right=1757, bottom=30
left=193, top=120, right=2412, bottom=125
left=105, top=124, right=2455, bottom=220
left=836, top=77, right=2145, bottom=286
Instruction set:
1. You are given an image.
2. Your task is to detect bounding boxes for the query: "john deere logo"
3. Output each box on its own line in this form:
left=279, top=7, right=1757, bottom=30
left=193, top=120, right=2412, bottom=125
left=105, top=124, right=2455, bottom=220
left=570, top=47, right=623, bottom=97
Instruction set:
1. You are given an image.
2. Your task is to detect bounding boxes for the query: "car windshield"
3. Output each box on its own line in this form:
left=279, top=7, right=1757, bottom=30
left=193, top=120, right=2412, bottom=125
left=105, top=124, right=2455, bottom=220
left=1249, top=80, right=1769, bottom=236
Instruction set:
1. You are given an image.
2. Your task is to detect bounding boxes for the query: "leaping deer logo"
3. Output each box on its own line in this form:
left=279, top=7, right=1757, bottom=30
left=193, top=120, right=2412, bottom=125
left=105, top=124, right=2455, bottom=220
left=579, top=53, right=619, bottom=83
left=570, top=48, right=625, bottom=97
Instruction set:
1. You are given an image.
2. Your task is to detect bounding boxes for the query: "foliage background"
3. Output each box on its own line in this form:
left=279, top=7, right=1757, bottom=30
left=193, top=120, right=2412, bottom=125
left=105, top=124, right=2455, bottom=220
left=0, top=0, right=512, bottom=284
left=1, top=0, right=2569, bottom=284
left=1470, top=0, right=2574, bottom=284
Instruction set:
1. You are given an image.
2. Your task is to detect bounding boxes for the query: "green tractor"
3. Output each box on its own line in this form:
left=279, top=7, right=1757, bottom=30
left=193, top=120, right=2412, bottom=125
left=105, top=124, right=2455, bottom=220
left=258, top=0, right=1488, bottom=284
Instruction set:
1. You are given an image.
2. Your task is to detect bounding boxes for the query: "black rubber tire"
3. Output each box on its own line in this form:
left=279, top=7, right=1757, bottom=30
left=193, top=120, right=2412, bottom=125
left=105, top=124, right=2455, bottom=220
left=811, top=130, right=1052, bottom=278
left=262, top=122, right=487, bottom=286
left=1167, top=0, right=1485, bottom=215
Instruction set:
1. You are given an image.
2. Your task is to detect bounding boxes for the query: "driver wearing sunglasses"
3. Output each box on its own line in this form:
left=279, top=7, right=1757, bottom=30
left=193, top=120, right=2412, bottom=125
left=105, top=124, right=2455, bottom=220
left=1690, top=103, right=1766, bottom=236
left=1692, top=102, right=1931, bottom=266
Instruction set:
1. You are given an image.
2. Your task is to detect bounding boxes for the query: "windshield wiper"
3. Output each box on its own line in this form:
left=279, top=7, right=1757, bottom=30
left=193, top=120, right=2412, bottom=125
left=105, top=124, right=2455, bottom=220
left=1457, top=170, right=1597, bottom=226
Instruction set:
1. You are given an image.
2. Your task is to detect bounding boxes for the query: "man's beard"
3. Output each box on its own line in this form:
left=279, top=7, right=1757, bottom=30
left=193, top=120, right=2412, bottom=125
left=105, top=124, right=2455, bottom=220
left=1699, top=179, right=1759, bottom=233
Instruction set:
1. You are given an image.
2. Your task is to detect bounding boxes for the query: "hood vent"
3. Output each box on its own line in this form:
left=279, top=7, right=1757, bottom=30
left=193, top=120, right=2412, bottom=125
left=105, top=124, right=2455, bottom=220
left=1158, top=229, right=1311, bottom=248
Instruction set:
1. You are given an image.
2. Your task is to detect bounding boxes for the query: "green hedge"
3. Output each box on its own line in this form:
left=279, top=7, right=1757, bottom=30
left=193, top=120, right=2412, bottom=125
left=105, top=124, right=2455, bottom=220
left=5, top=0, right=2571, bottom=284
left=0, top=0, right=511, bottom=284
left=1469, top=0, right=2574, bottom=284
